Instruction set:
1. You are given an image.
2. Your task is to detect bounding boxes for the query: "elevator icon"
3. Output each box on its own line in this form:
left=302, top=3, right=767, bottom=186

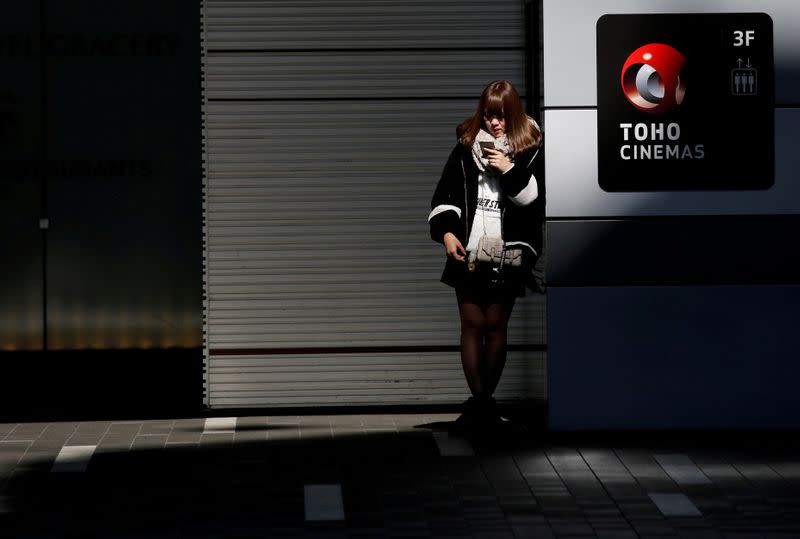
left=732, top=67, right=757, bottom=95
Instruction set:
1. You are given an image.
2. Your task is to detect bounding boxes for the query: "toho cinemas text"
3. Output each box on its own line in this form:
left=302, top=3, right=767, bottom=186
left=618, top=122, right=704, bottom=161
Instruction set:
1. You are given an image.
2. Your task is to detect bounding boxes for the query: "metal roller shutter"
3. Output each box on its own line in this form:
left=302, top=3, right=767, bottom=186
left=202, top=0, right=546, bottom=407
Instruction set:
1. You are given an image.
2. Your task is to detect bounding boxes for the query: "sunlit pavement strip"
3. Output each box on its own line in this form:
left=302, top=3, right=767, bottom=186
left=649, top=493, right=702, bottom=517
left=204, top=417, right=237, bottom=433
left=304, top=484, right=345, bottom=521
left=51, top=445, right=97, bottom=473
left=655, top=454, right=712, bottom=485
left=432, top=431, right=475, bottom=456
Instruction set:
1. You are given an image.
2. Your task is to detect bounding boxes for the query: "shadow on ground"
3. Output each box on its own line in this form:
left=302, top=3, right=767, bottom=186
left=3, top=403, right=800, bottom=538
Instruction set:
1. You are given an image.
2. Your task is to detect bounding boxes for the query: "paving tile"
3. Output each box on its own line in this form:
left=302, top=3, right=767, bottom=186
left=232, top=415, right=268, bottom=429
left=204, top=417, right=236, bottom=433
left=74, top=421, right=112, bottom=435
left=172, top=418, right=205, bottom=431
left=768, top=460, right=800, bottom=490
left=422, top=413, right=459, bottom=424
left=51, top=445, right=96, bottom=473
left=595, top=529, right=638, bottom=539
left=199, top=433, right=234, bottom=446
left=433, top=432, right=474, bottom=457
left=28, top=437, right=71, bottom=453
left=511, top=523, right=556, bottom=538
left=481, top=455, right=527, bottom=482
left=164, top=441, right=199, bottom=451
left=4, top=423, right=47, bottom=441
left=105, top=423, right=143, bottom=438
left=393, top=414, right=426, bottom=427
left=328, top=415, right=365, bottom=427
left=503, top=504, right=546, bottom=519
left=301, top=426, right=335, bottom=441
left=358, top=415, right=396, bottom=427
left=655, top=454, right=713, bottom=486
left=675, top=529, right=723, bottom=538
left=581, top=448, right=644, bottom=499
left=588, top=515, right=633, bottom=528
left=732, top=461, right=791, bottom=495
left=616, top=449, right=680, bottom=493
left=0, top=440, right=30, bottom=457
left=631, top=518, right=678, bottom=536
left=267, top=416, right=302, bottom=426
left=583, top=504, right=625, bottom=518
left=362, top=427, right=398, bottom=437
left=0, top=441, right=30, bottom=478
left=693, top=459, right=755, bottom=497
left=332, top=426, right=365, bottom=439
left=138, top=420, right=175, bottom=436
left=514, top=449, right=570, bottom=501
left=38, top=422, right=79, bottom=440
left=690, top=492, right=738, bottom=511
left=547, top=517, right=596, bottom=536
left=474, top=530, right=514, bottom=538
left=498, top=496, right=541, bottom=513
left=167, top=430, right=203, bottom=444
left=66, top=433, right=106, bottom=446
left=16, top=448, right=58, bottom=472
left=0, top=424, right=17, bottom=439
left=131, top=435, right=168, bottom=450
left=233, top=430, right=269, bottom=443
left=548, top=448, right=615, bottom=518
left=305, top=483, right=345, bottom=521
left=267, top=426, right=300, bottom=441
left=650, top=493, right=703, bottom=517
left=97, top=436, right=137, bottom=452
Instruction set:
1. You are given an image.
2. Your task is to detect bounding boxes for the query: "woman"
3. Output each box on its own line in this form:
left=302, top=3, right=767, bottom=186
left=428, top=80, right=544, bottom=431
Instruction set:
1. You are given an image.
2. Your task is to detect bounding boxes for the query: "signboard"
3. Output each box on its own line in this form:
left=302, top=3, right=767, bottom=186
left=596, top=13, right=774, bottom=191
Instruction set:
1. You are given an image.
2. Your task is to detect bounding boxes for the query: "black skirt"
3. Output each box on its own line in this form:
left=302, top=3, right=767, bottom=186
left=440, top=256, right=527, bottom=298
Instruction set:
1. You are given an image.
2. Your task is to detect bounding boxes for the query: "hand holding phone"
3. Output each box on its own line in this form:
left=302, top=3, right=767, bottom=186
left=479, top=141, right=495, bottom=158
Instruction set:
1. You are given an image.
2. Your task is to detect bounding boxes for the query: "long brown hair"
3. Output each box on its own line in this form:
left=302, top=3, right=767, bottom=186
left=457, top=80, right=542, bottom=155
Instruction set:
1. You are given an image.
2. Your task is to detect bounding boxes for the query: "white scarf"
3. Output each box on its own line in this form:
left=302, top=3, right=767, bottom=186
left=471, top=128, right=510, bottom=175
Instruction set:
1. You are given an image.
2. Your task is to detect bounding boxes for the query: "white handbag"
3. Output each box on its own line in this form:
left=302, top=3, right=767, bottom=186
left=469, top=235, right=522, bottom=271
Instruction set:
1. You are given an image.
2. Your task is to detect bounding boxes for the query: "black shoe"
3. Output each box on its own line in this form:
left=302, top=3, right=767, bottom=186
left=474, top=395, right=503, bottom=430
left=450, top=397, right=481, bottom=433
left=451, top=395, right=504, bottom=435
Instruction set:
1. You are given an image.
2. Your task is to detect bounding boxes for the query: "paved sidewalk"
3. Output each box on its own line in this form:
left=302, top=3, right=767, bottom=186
left=1, top=411, right=800, bottom=538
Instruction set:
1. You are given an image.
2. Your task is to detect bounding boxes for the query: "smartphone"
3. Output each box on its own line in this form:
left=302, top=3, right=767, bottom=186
left=479, top=141, right=495, bottom=157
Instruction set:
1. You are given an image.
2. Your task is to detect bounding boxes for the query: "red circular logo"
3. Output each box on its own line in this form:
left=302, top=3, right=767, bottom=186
left=621, top=43, right=687, bottom=114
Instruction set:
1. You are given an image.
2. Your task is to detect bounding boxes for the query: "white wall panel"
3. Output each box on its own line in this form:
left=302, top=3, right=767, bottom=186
left=545, top=108, right=800, bottom=217
left=543, top=0, right=800, bottom=107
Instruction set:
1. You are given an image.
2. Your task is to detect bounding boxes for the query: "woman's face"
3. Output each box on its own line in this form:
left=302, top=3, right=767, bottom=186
left=484, top=112, right=506, bottom=138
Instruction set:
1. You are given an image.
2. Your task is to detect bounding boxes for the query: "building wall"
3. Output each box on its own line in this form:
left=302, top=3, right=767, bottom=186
left=0, top=1, right=203, bottom=418
left=543, top=0, right=800, bottom=429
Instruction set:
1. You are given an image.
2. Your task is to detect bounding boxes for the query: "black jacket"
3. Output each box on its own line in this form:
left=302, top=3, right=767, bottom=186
left=428, top=141, right=545, bottom=289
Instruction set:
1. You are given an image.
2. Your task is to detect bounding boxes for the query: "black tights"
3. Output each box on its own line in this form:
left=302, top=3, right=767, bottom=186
left=456, top=287, right=515, bottom=398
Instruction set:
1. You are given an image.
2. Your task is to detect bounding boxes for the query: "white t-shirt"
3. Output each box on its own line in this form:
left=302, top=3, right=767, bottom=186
left=465, top=172, right=503, bottom=254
